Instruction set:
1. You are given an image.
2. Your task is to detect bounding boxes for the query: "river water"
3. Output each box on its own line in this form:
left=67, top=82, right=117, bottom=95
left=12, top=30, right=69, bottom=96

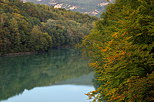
left=0, top=49, right=94, bottom=102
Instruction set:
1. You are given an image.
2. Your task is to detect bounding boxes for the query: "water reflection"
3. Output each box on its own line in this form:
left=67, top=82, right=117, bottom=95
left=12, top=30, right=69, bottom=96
left=0, top=49, right=94, bottom=102
left=1, top=85, right=94, bottom=102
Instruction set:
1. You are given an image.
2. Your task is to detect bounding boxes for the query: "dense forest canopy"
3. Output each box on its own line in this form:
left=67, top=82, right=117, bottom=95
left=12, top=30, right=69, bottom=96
left=82, top=0, right=154, bottom=101
left=0, top=0, right=97, bottom=55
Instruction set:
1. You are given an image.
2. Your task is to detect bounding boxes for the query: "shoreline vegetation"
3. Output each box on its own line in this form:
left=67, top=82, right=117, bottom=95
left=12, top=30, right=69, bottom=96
left=0, top=0, right=97, bottom=56
left=82, top=0, right=154, bottom=101
left=0, top=51, right=35, bottom=57
left=0, top=46, right=76, bottom=57
left=0, top=45, right=75, bottom=57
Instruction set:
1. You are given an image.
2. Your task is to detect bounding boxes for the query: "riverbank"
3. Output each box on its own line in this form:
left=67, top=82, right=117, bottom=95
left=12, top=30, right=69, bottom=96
left=0, top=52, right=36, bottom=57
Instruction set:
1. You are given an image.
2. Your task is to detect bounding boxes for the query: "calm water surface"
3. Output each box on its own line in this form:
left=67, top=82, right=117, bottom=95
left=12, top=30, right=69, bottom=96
left=0, top=49, right=94, bottom=102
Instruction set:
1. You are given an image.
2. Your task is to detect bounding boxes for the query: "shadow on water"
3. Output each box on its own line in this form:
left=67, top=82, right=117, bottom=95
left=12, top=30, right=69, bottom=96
left=0, top=49, right=93, bottom=101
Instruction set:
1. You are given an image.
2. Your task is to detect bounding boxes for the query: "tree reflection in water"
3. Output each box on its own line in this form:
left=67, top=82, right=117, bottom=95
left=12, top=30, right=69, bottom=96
left=0, top=49, right=93, bottom=101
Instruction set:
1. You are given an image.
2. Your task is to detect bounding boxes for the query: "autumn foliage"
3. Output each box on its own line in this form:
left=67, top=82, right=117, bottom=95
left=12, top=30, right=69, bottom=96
left=82, top=0, right=154, bottom=101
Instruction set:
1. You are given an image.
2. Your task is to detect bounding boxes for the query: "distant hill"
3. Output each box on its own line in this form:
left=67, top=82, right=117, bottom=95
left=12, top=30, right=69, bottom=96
left=22, top=0, right=113, bottom=16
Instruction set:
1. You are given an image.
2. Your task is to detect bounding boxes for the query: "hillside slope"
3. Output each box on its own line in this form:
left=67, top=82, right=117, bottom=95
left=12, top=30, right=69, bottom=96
left=0, top=0, right=97, bottom=55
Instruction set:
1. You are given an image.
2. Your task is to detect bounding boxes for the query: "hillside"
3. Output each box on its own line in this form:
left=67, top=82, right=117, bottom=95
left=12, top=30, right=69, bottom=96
left=0, top=0, right=97, bottom=55
left=22, top=0, right=113, bottom=16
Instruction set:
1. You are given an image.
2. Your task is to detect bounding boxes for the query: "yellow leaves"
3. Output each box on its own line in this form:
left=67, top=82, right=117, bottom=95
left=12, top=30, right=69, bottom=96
left=121, top=31, right=128, bottom=36
left=104, top=50, right=126, bottom=63
left=125, top=36, right=132, bottom=40
left=106, top=55, right=119, bottom=60
left=101, top=49, right=107, bottom=52
left=106, top=88, right=117, bottom=96
left=121, top=50, right=126, bottom=55
left=108, top=39, right=114, bottom=45
left=112, top=95, right=126, bottom=102
left=112, top=32, right=118, bottom=38
left=103, top=87, right=126, bottom=102
left=89, top=62, right=98, bottom=68
left=112, top=32, right=132, bottom=41
left=85, top=90, right=99, bottom=100
left=81, top=0, right=153, bottom=102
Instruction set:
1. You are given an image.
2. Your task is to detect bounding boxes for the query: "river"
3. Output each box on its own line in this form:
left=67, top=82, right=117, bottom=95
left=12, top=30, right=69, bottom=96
left=0, top=49, right=94, bottom=102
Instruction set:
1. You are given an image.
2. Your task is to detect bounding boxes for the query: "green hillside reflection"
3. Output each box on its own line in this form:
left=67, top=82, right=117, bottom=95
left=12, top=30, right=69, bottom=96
left=0, top=49, right=93, bottom=101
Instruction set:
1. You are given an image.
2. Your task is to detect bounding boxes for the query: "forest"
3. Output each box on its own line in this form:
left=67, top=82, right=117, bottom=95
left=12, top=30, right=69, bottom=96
left=1, top=0, right=154, bottom=102
left=82, top=0, right=154, bottom=101
left=0, top=0, right=97, bottom=55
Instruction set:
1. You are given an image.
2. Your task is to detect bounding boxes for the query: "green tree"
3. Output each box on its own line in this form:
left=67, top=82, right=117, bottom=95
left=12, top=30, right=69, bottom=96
left=0, top=0, right=96, bottom=55
left=82, top=0, right=154, bottom=101
left=30, top=26, right=52, bottom=51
